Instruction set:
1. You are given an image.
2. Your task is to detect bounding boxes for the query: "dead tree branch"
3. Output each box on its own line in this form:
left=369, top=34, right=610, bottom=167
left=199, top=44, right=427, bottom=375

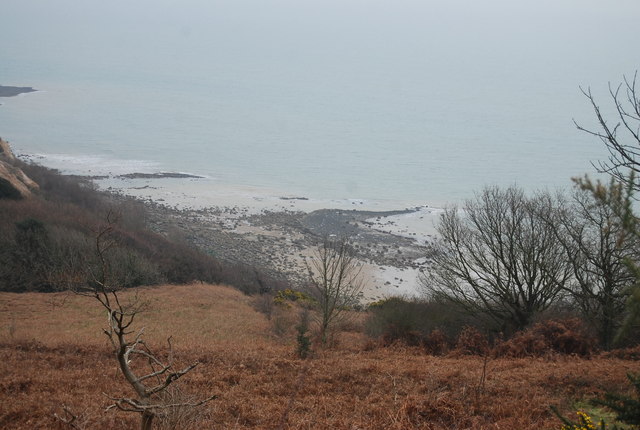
left=576, top=72, right=640, bottom=191
left=66, top=213, right=215, bottom=430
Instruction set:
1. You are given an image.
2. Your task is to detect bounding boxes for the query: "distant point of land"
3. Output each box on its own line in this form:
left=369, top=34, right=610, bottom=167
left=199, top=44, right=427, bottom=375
left=0, top=85, right=37, bottom=97
left=118, top=172, right=204, bottom=179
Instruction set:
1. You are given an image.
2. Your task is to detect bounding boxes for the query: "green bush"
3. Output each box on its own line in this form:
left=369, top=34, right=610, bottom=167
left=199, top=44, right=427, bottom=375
left=366, top=297, right=426, bottom=345
left=592, top=373, right=640, bottom=427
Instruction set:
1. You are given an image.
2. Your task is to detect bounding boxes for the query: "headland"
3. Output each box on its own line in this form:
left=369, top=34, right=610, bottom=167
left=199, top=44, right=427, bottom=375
left=0, top=85, right=37, bottom=98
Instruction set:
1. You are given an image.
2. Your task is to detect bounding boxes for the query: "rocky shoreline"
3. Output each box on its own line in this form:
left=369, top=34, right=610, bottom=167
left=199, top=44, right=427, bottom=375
left=9, top=149, right=439, bottom=301
left=140, top=198, right=436, bottom=301
left=6, top=135, right=434, bottom=300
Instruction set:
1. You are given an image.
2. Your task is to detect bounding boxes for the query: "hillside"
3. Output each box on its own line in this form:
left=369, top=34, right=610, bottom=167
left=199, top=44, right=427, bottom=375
left=0, top=284, right=636, bottom=429
left=0, top=138, right=288, bottom=294
left=1, top=139, right=639, bottom=429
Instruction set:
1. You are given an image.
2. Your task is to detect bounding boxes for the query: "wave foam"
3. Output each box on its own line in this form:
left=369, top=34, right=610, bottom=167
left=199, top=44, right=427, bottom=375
left=17, top=151, right=161, bottom=176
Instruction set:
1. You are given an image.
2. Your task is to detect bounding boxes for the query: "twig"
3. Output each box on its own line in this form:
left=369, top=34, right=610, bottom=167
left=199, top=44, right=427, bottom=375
left=54, top=405, right=85, bottom=430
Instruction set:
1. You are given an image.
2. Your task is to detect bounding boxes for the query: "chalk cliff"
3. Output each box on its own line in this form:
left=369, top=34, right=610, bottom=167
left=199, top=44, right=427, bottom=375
left=0, top=138, right=38, bottom=198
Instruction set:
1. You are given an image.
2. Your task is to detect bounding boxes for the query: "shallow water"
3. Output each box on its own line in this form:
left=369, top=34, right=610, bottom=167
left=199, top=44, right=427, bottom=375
left=1, top=0, right=638, bottom=208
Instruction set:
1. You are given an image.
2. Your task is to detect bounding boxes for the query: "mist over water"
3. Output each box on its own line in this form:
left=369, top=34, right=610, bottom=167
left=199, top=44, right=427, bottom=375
left=1, top=0, right=638, bottom=207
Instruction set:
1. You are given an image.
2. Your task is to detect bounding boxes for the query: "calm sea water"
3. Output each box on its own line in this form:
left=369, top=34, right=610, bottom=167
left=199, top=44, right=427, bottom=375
left=1, top=0, right=638, bottom=208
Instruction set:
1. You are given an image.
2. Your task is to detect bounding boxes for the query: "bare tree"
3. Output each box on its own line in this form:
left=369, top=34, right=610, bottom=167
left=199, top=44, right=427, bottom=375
left=546, top=185, right=638, bottom=349
left=71, top=212, right=215, bottom=430
left=575, top=72, right=640, bottom=345
left=422, top=186, right=572, bottom=333
left=576, top=72, right=640, bottom=191
left=574, top=174, right=640, bottom=345
left=306, top=237, right=365, bottom=344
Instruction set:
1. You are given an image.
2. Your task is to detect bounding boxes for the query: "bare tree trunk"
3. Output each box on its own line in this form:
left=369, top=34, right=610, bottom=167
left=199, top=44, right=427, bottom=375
left=71, top=214, right=216, bottom=425
left=141, top=411, right=154, bottom=430
left=306, top=237, right=365, bottom=346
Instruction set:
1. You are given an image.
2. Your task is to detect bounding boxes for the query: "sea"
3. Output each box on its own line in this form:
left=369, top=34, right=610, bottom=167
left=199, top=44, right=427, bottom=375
left=1, top=0, right=639, bottom=210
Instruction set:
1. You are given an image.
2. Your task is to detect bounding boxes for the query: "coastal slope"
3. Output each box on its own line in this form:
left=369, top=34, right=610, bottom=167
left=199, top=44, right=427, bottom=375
left=0, top=283, right=633, bottom=429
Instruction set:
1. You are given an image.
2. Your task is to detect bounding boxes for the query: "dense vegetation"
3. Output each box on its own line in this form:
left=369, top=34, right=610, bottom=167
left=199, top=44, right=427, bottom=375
left=0, top=160, right=287, bottom=295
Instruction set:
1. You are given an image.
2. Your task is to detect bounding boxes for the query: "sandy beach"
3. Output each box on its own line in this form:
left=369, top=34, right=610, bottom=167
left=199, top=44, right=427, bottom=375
left=93, top=174, right=442, bottom=302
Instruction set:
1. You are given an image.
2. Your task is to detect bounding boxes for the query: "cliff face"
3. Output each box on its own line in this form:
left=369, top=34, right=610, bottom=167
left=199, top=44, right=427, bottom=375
left=0, top=138, right=39, bottom=198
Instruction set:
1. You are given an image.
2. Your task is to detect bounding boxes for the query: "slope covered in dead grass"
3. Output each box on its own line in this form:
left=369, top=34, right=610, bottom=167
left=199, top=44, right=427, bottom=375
left=0, top=284, right=636, bottom=429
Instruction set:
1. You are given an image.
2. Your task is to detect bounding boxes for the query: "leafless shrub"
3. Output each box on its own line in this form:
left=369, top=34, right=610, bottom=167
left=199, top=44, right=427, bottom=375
left=252, top=293, right=275, bottom=320
left=494, top=318, right=595, bottom=358
left=423, top=329, right=449, bottom=356
left=453, top=326, right=491, bottom=356
left=600, top=345, right=640, bottom=360
left=270, top=306, right=297, bottom=338
left=70, top=213, right=215, bottom=430
left=305, top=236, right=365, bottom=345
left=155, top=386, right=211, bottom=430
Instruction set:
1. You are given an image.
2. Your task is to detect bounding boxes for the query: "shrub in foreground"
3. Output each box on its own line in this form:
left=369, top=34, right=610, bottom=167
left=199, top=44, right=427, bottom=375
left=365, top=296, right=471, bottom=348
left=494, top=318, right=595, bottom=358
left=554, top=373, right=640, bottom=429
left=452, top=326, right=491, bottom=356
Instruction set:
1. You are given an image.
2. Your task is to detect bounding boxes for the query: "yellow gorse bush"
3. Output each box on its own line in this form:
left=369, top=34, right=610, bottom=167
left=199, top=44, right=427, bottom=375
left=560, top=411, right=603, bottom=430
left=273, top=288, right=316, bottom=307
